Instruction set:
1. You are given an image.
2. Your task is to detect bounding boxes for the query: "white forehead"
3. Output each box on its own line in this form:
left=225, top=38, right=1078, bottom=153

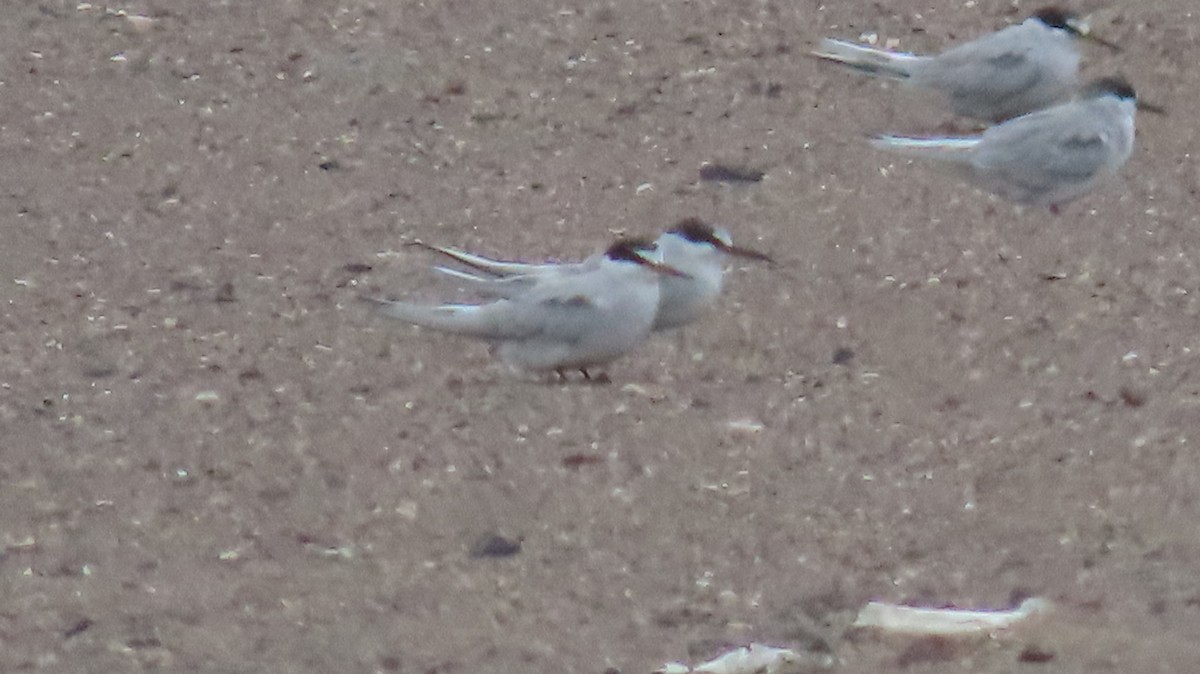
left=713, top=227, right=733, bottom=247
left=639, top=244, right=666, bottom=262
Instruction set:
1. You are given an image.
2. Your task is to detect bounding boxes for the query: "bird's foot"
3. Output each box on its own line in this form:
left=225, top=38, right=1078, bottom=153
left=579, top=368, right=612, bottom=385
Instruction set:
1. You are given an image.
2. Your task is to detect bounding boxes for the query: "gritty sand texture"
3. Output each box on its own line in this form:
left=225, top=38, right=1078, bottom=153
left=3, top=1, right=1200, bottom=672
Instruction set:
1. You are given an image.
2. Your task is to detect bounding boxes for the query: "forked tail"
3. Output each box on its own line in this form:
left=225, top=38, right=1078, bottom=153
left=431, top=266, right=533, bottom=298
left=408, top=241, right=544, bottom=277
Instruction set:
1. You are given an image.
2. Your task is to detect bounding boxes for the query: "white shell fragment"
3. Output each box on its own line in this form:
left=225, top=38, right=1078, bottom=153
left=724, top=419, right=765, bottom=434
left=655, top=643, right=802, bottom=674
left=852, top=597, right=1050, bottom=637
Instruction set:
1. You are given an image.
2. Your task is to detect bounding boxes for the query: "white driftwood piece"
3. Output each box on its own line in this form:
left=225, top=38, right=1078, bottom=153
left=655, top=643, right=802, bottom=674
left=852, top=597, right=1050, bottom=636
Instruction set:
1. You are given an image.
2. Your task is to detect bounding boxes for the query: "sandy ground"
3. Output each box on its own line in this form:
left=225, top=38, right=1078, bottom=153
left=3, top=1, right=1200, bottom=672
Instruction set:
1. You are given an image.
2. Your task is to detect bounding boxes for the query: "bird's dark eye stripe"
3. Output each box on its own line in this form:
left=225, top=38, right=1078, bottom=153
left=1032, top=7, right=1078, bottom=31
left=1084, top=76, right=1136, bottom=101
left=669, top=217, right=719, bottom=244
left=604, top=237, right=659, bottom=262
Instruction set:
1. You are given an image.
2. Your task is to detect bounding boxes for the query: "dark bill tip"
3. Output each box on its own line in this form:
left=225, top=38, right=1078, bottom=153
left=1080, top=31, right=1122, bottom=53
left=721, top=244, right=775, bottom=263
left=1137, top=100, right=1167, bottom=115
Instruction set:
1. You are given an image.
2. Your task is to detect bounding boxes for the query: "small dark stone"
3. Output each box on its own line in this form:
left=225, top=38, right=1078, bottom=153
left=318, top=160, right=341, bottom=171
left=64, top=618, right=93, bottom=639
left=938, top=395, right=962, bottom=411
left=215, top=281, right=236, bottom=303
left=470, top=533, right=521, bottom=558
left=81, top=363, right=118, bottom=379
left=1118, top=387, right=1146, bottom=408
left=1017, top=646, right=1055, bottom=663
left=614, top=102, right=638, bottom=116
left=562, top=453, right=602, bottom=468
left=698, top=164, right=764, bottom=183
left=342, top=263, right=373, bottom=274
left=238, top=367, right=263, bottom=383
left=170, top=278, right=203, bottom=292
left=832, top=347, right=854, bottom=365
left=126, top=637, right=162, bottom=650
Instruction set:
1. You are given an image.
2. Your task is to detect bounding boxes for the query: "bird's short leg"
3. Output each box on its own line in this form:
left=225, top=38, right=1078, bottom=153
left=579, top=368, right=591, bottom=380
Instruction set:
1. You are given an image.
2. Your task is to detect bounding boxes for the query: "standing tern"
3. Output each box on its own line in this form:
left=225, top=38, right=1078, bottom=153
left=368, top=238, right=689, bottom=379
left=813, top=7, right=1121, bottom=121
left=412, top=218, right=772, bottom=331
left=870, top=76, right=1157, bottom=211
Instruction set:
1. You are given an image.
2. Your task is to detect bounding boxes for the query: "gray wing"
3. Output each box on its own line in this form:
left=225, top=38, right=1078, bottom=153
left=919, top=23, right=1061, bottom=115
left=969, top=102, right=1116, bottom=197
left=477, top=271, right=618, bottom=343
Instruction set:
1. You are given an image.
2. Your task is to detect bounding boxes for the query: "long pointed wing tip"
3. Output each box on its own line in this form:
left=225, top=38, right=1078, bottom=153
left=868, top=133, right=896, bottom=147
left=404, top=240, right=442, bottom=253
left=358, top=294, right=393, bottom=307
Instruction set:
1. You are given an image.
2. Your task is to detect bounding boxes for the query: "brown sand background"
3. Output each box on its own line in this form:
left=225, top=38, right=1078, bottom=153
left=3, top=1, right=1200, bottom=672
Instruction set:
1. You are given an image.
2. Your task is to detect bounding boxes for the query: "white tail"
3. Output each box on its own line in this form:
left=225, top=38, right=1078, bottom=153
left=812, top=38, right=925, bottom=81
left=870, top=134, right=980, bottom=162
left=368, top=298, right=504, bottom=337
left=432, top=266, right=495, bottom=283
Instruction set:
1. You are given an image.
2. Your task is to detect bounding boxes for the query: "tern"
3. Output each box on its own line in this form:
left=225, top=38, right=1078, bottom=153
left=413, top=218, right=772, bottom=331
left=813, top=7, right=1121, bottom=121
left=368, top=238, right=689, bottom=379
left=870, top=76, right=1157, bottom=211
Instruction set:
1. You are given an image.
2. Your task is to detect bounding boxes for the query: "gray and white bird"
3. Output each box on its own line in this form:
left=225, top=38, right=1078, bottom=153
left=368, top=238, right=689, bottom=378
left=870, top=76, right=1154, bottom=211
left=813, top=7, right=1120, bottom=121
left=413, top=218, right=772, bottom=331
